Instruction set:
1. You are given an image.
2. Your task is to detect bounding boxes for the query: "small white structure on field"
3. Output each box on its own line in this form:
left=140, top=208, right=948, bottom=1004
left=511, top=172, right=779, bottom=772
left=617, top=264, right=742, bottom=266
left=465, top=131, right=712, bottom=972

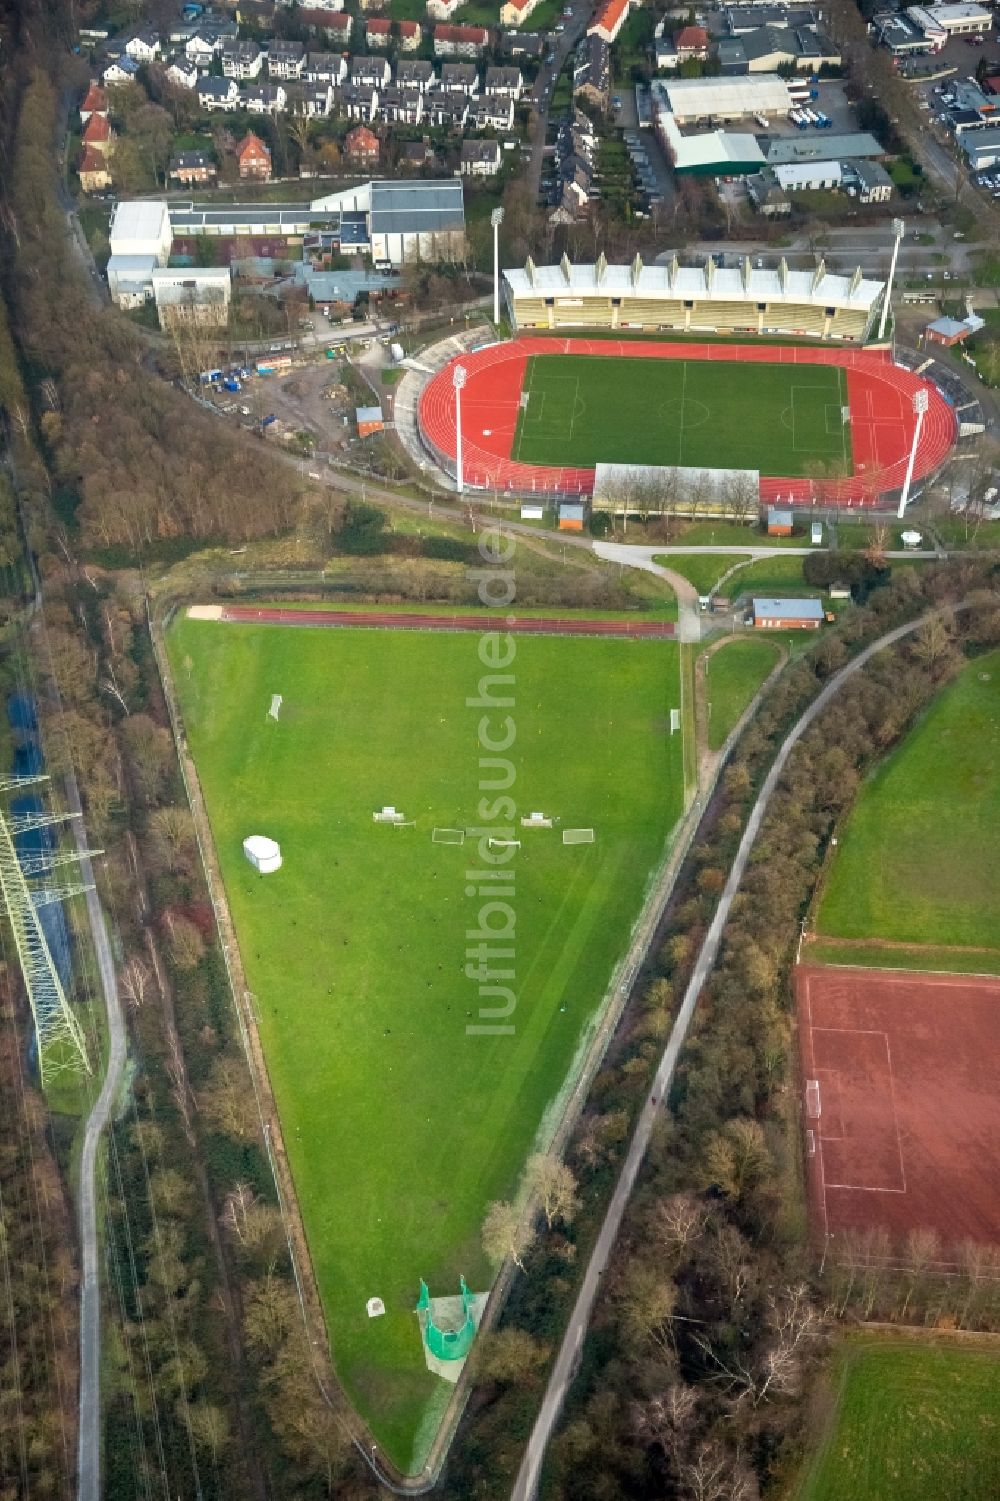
left=373, top=805, right=406, bottom=824
left=268, top=694, right=283, bottom=721
left=521, top=811, right=553, bottom=828
left=366, top=1296, right=386, bottom=1318
left=243, top=835, right=282, bottom=873
left=901, top=529, right=923, bottom=549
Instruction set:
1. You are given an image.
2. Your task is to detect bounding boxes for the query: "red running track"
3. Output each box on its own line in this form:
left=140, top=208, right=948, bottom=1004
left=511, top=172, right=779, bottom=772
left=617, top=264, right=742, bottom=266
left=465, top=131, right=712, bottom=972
left=219, top=605, right=675, bottom=638
left=418, top=337, right=957, bottom=507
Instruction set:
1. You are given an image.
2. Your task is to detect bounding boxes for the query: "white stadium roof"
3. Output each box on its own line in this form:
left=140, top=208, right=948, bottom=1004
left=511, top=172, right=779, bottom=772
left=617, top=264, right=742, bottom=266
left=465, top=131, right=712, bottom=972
left=504, top=258, right=884, bottom=312
left=109, top=200, right=170, bottom=246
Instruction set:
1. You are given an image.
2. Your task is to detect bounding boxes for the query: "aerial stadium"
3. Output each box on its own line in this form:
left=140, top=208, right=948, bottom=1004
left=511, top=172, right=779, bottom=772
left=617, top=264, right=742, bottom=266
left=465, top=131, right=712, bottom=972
left=410, top=254, right=965, bottom=509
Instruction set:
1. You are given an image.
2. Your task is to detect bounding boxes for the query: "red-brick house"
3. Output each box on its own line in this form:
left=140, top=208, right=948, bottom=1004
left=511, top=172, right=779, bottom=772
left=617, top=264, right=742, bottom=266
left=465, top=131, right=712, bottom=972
left=236, top=130, right=272, bottom=180
left=344, top=124, right=380, bottom=165
left=82, top=111, right=114, bottom=156
left=80, top=81, right=108, bottom=124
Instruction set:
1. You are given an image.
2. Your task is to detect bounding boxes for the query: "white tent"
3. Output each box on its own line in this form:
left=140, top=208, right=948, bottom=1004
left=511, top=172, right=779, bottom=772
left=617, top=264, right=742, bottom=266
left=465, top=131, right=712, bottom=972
left=243, top=835, right=282, bottom=874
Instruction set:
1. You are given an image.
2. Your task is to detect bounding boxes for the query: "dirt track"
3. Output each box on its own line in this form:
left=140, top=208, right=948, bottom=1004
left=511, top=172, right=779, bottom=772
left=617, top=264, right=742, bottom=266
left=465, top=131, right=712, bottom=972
left=219, top=605, right=676, bottom=638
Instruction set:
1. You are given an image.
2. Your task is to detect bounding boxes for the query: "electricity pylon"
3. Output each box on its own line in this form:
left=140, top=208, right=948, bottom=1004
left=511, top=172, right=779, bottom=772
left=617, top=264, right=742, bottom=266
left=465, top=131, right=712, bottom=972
left=0, top=774, right=92, bottom=1083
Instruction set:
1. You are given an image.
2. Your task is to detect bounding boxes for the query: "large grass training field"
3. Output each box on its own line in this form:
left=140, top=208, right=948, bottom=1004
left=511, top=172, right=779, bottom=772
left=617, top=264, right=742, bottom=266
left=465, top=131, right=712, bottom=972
left=168, top=618, right=685, bottom=1470
left=511, top=354, right=852, bottom=476
left=816, top=649, right=1000, bottom=951
left=796, top=1337, right=1000, bottom=1501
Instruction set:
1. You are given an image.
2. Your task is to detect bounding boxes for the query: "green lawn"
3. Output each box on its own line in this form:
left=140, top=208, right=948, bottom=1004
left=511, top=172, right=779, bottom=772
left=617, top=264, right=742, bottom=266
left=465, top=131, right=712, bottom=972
left=655, top=553, right=735, bottom=596
left=167, top=618, right=685, bottom=1470
left=511, top=355, right=853, bottom=476
left=796, top=1337, right=1000, bottom=1501
left=725, top=555, right=811, bottom=597
left=803, top=941, right=1000, bottom=976
left=672, top=520, right=809, bottom=548
left=705, top=639, right=782, bottom=750
left=934, top=515, right=1000, bottom=552
left=817, top=648, right=1000, bottom=949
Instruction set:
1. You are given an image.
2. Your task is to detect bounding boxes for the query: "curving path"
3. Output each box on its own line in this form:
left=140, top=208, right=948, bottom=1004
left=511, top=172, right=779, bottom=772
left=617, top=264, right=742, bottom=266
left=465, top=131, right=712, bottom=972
left=511, top=606, right=953, bottom=1501
left=418, top=339, right=956, bottom=506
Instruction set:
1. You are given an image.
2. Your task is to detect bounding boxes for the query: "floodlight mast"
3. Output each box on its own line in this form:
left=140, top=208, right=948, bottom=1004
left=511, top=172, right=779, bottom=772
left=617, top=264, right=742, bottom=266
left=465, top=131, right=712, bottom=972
left=491, top=207, right=505, bottom=327
left=897, top=389, right=929, bottom=519
left=453, top=363, right=467, bottom=494
left=877, top=217, right=905, bottom=343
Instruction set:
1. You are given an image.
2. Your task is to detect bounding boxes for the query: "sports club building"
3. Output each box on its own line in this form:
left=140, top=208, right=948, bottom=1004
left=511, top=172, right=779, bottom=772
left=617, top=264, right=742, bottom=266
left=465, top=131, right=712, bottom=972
left=503, top=254, right=886, bottom=342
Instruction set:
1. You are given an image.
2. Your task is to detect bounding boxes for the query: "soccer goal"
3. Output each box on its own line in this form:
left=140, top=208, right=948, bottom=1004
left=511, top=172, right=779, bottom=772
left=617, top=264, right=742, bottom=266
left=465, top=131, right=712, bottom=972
left=805, top=1079, right=821, bottom=1119
left=562, top=828, right=595, bottom=845
left=267, top=694, right=283, bottom=722
left=432, top=828, right=465, bottom=846
left=488, top=838, right=521, bottom=850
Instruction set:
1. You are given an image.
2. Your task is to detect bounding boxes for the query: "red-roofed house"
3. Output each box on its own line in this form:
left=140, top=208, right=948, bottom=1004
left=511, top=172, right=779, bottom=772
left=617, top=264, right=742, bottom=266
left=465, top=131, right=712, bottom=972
left=302, top=10, right=353, bottom=42
left=80, top=82, right=108, bottom=124
left=345, top=124, right=381, bottom=165
left=433, top=23, right=490, bottom=55
left=82, top=111, right=114, bottom=156
left=587, top=0, right=632, bottom=45
left=79, top=144, right=112, bottom=192
left=366, top=16, right=392, bottom=46
left=674, top=25, right=708, bottom=59
left=399, top=19, right=422, bottom=50
left=236, top=131, right=272, bottom=181
left=983, top=74, right=1000, bottom=96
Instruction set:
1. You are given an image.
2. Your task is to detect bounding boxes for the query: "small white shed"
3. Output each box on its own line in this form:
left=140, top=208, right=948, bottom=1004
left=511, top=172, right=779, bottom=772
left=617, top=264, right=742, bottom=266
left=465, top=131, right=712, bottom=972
left=243, top=835, right=282, bottom=874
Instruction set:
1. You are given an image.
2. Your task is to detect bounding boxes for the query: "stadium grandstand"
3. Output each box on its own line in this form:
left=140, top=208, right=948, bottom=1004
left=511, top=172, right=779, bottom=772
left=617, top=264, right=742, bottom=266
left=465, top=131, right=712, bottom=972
left=503, top=253, right=885, bottom=342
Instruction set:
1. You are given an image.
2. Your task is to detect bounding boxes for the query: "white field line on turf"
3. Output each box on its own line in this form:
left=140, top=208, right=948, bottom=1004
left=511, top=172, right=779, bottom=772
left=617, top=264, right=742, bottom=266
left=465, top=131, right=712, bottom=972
left=812, top=1025, right=907, bottom=1194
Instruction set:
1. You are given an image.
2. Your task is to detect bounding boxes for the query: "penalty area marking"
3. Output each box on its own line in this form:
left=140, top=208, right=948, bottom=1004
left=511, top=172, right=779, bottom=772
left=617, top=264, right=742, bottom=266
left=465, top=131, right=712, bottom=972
left=562, top=828, right=595, bottom=845
left=432, top=828, right=466, bottom=845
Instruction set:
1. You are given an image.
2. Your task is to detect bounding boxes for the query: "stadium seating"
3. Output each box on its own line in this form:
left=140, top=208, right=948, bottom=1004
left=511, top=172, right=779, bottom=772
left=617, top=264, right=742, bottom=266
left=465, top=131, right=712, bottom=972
left=619, top=298, right=686, bottom=328
left=688, top=301, right=759, bottom=333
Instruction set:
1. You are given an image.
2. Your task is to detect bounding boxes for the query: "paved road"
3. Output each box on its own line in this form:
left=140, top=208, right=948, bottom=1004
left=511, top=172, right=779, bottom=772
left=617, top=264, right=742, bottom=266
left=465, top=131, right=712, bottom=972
left=525, top=1, right=590, bottom=200
left=510, top=607, right=941, bottom=1501
left=72, top=770, right=127, bottom=1501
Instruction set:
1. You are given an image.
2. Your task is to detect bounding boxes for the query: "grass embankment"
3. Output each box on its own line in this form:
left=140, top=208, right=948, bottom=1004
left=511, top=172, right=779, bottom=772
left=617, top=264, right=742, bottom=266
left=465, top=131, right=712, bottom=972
left=168, top=619, right=686, bottom=1469
left=705, top=638, right=782, bottom=750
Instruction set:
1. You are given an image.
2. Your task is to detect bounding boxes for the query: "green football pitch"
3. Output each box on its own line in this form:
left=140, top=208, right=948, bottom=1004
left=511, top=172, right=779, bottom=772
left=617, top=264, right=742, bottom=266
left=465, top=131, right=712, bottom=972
left=167, top=618, right=687, bottom=1470
left=795, top=1337, right=1000, bottom=1501
left=816, top=648, right=1000, bottom=952
left=511, top=354, right=852, bottom=476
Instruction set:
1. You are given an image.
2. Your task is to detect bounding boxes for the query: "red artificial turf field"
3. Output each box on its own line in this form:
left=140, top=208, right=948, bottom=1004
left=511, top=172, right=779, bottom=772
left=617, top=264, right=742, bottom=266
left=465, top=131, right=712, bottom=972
left=418, top=338, right=956, bottom=505
left=796, top=966, right=1000, bottom=1253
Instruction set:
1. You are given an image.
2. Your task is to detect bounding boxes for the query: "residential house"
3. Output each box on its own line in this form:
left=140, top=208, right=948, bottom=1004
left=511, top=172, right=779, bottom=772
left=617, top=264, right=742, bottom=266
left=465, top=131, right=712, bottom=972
left=303, top=10, right=353, bottom=42
left=78, top=145, right=112, bottom=192
left=292, top=82, right=335, bottom=116
left=222, top=38, right=263, bottom=78
left=367, top=18, right=392, bottom=47
left=82, top=112, right=114, bottom=155
left=304, top=53, right=347, bottom=85
left=500, top=0, right=541, bottom=23
left=335, top=84, right=379, bottom=120
left=470, top=95, right=514, bottom=129
left=79, top=82, right=108, bottom=123
left=123, top=26, right=161, bottom=63
left=267, top=40, right=306, bottom=78
left=236, top=131, right=272, bottom=179
left=484, top=66, right=522, bottom=99
left=423, top=90, right=468, bottom=126
left=674, top=24, right=709, bottom=60
left=587, top=0, right=632, bottom=46
left=359, top=0, right=387, bottom=10
left=299, top=0, right=345, bottom=8
left=433, top=25, right=490, bottom=57
left=350, top=56, right=392, bottom=89
left=165, top=57, right=200, bottom=89
left=746, top=165, right=790, bottom=215
left=500, top=29, right=544, bottom=59
left=243, top=83, right=288, bottom=114
left=185, top=26, right=230, bottom=66
left=460, top=138, right=502, bottom=175
left=402, top=138, right=436, bottom=168
left=396, top=58, right=435, bottom=91
left=427, top=0, right=462, bottom=17
left=345, top=123, right=381, bottom=165
left=574, top=34, right=609, bottom=107
left=378, top=86, right=424, bottom=124
left=845, top=158, right=893, bottom=203
left=102, top=57, right=140, bottom=85
left=441, top=61, right=479, bottom=94
left=399, top=20, right=422, bottom=50
left=197, top=76, right=240, bottom=111
left=169, top=150, right=218, bottom=185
